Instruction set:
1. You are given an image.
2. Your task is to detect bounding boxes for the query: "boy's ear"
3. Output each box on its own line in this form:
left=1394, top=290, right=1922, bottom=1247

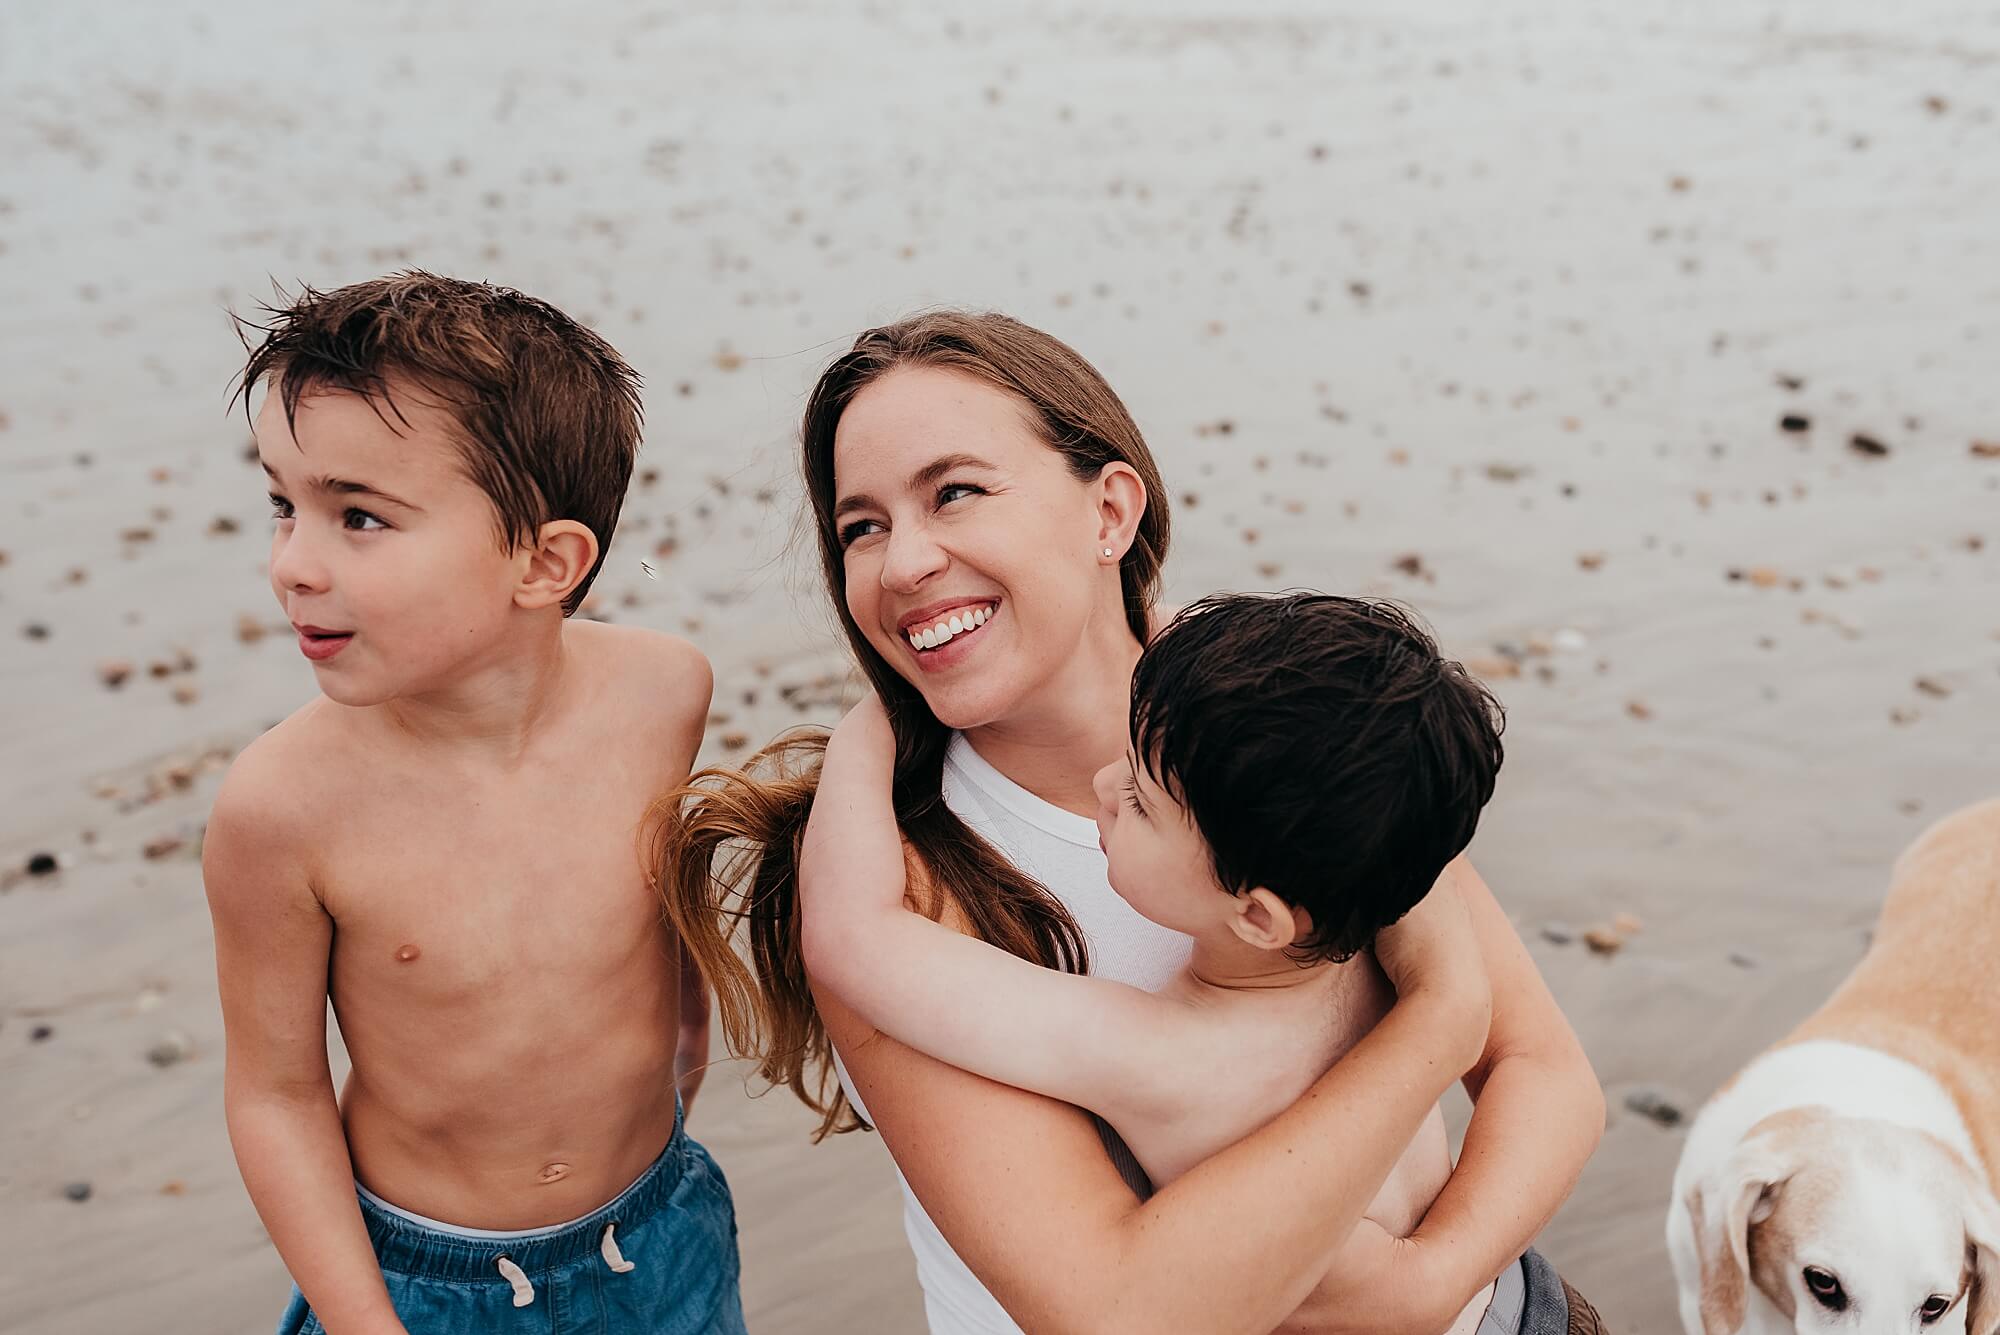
left=515, top=519, right=599, bottom=611
left=1227, top=888, right=1308, bottom=952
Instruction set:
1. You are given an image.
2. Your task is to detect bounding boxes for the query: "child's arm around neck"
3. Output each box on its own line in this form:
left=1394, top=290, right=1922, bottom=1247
left=204, top=729, right=409, bottom=1335
left=798, top=697, right=1185, bottom=1124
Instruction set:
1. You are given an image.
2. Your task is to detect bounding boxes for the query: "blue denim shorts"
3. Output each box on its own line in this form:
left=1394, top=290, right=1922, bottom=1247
left=276, top=1107, right=744, bottom=1335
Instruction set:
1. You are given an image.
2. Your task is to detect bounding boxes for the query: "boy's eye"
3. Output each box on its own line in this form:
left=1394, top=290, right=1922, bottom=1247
left=269, top=494, right=294, bottom=520
left=343, top=508, right=388, bottom=532
left=1121, top=774, right=1146, bottom=818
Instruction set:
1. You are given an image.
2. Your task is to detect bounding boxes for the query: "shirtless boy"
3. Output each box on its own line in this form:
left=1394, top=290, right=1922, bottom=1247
left=803, top=592, right=1578, bottom=1334
left=206, top=273, right=743, bottom=1334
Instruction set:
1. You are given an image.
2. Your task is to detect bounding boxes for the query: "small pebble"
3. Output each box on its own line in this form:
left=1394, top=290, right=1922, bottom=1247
left=30, top=1023, right=54, bottom=1042
left=1729, top=950, right=1760, bottom=969
left=1914, top=677, right=1951, bottom=699
left=147, top=1031, right=193, bottom=1068
left=1848, top=433, right=1890, bottom=457
left=1779, top=414, right=1811, bottom=433
left=143, top=835, right=185, bottom=861
left=1540, top=921, right=1576, bottom=945
left=23, top=623, right=49, bottom=641
left=63, top=1182, right=92, bottom=1203
left=1972, top=441, right=2000, bottom=459
left=27, top=852, right=58, bottom=876
left=98, top=660, right=134, bottom=688
left=1624, top=1087, right=1685, bottom=1128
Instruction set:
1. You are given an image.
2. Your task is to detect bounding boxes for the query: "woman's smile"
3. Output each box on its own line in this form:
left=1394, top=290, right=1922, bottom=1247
left=899, top=599, right=1001, bottom=671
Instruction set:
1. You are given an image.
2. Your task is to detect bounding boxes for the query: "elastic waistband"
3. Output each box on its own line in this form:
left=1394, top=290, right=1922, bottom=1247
left=359, top=1103, right=688, bottom=1281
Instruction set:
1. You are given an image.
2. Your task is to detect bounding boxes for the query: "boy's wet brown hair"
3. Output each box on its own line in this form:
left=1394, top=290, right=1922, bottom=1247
left=1132, top=592, right=1506, bottom=962
left=233, top=271, right=643, bottom=614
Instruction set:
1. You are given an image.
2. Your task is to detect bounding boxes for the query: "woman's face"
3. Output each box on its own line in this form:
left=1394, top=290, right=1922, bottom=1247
left=831, top=365, right=1126, bottom=731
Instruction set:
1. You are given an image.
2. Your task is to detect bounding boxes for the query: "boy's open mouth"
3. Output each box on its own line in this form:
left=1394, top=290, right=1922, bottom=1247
left=902, top=601, right=998, bottom=654
left=295, top=624, right=354, bottom=662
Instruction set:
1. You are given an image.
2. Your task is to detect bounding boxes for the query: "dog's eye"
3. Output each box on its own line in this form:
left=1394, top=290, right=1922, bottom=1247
left=1920, top=1295, right=1953, bottom=1323
left=1802, top=1267, right=1847, bottom=1312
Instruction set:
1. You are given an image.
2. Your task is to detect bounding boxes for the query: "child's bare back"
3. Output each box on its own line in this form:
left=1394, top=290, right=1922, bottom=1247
left=212, top=621, right=709, bottom=1228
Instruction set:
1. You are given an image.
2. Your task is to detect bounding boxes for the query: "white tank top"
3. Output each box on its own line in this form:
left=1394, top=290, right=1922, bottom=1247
left=832, top=733, right=1193, bottom=1334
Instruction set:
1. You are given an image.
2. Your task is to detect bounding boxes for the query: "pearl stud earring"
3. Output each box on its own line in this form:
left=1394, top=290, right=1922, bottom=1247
left=1102, top=547, right=1115, bottom=558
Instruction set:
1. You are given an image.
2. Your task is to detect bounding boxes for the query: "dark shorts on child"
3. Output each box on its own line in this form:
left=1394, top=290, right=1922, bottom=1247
left=276, top=1105, right=744, bottom=1335
left=1505, top=1249, right=1605, bottom=1335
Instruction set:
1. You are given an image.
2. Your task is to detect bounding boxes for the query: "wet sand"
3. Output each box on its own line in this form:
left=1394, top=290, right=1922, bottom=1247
left=3, top=2, right=1997, bottom=1331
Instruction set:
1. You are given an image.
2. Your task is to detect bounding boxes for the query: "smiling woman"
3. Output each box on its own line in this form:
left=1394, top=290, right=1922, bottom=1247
left=657, top=310, right=1605, bottom=1335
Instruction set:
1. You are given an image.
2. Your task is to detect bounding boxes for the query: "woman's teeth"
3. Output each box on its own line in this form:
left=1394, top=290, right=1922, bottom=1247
left=908, top=604, right=994, bottom=652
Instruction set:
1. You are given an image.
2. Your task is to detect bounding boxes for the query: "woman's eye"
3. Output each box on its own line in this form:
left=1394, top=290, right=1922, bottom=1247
left=343, top=508, right=387, bottom=531
left=269, top=495, right=294, bottom=520
left=937, top=482, right=984, bottom=506
left=838, top=519, right=883, bottom=548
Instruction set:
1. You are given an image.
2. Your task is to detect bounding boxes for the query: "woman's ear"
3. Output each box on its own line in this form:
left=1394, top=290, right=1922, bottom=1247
left=1093, top=461, right=1148, bottom=562
left=515, top=519, right=600, bottom=611
left=1227, top=888, right=1308, bottom=952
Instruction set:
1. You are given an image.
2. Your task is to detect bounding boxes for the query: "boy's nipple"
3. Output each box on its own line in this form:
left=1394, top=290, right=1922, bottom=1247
left=395, top=944, right=421, bottom=963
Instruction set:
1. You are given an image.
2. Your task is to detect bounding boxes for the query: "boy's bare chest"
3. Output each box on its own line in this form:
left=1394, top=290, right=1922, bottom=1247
left=318, top=778, right=666, bottom=998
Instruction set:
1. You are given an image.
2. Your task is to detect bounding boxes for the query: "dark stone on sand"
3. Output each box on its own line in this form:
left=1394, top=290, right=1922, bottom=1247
left=63, top=1182, right=92, bottom=1202
left=1849, top=433, right=1890, bottom=457
left=1540, top=921, right=1576, bottom=945
left=1779, top=414, right=1811, bottom=433
left=1624, top=1087, right=1684, bottom=1128
left=31, top=1024, right=54, bottom=1042
left=24, top=623, right=49, bottom=640
left=1728, top=950, right=1760, bottom=969
left=26, top=852, right=57, bottom=876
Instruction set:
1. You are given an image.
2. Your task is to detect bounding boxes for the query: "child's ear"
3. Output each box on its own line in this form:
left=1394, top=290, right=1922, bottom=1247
left=1228, top=888, right=1309, bottom=952
left=515, top=520, right=600, bottom=611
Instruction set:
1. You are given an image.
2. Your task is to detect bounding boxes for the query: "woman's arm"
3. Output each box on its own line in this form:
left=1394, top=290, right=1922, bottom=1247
left=815, top=881, right=1491, bottom=1335
left=1292, top=857, right=1606, bottom=1335
left=801, top=699, right=1185, bottom=1120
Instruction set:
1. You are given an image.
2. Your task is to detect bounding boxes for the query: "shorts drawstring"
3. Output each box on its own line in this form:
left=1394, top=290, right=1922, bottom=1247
left=495, top=1226, right=633, bottom=1304
left=600, top=1221, right=636, bottom=1273
left=495, top=1254, right=535, bottom=1307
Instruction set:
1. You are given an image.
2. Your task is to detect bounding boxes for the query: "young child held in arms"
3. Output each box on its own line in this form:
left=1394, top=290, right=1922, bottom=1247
left=206, top=274, right=744, bottom=1334
left=803, top=592, right=1516, bottom=1335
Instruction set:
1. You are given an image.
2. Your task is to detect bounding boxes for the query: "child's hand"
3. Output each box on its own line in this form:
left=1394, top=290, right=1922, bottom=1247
left=827, top=692, right=896, bottom=765
left=1373, top=872, right=1491, bottom=1068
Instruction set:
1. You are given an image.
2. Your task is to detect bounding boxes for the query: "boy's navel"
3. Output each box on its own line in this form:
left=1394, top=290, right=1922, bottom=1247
left=538, top=1162, right=571, bottom=1183
left=395, top=944, right=421, bottom=963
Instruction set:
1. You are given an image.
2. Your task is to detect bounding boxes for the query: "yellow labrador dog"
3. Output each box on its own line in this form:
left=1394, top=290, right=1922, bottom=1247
left=1668, top=798, right=2000, bottom=1335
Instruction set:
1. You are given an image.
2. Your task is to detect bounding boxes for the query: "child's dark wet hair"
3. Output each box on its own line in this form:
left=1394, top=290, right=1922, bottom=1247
left=1130, top=592, right=1505, bottom=963
left=233, top=271, right=643, bottom=614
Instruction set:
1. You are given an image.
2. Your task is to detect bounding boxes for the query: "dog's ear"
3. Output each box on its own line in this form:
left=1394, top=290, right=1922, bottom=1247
left=1963, top=1179, right=2000, bottom=1335
left=1688, top=1138, right=1795, bottom=1335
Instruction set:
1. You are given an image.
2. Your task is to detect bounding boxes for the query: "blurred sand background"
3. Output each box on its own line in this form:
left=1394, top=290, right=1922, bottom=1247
left=3, top=2, right=1998, bottom=1331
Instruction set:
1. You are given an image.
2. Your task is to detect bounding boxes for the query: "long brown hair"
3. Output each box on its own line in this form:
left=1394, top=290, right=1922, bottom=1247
left=655, top=311, right=1170, bottom=1138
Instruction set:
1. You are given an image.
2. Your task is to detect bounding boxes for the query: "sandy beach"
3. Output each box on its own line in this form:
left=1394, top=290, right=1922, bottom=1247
left=3, top=2, right=1997, bottom=1330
